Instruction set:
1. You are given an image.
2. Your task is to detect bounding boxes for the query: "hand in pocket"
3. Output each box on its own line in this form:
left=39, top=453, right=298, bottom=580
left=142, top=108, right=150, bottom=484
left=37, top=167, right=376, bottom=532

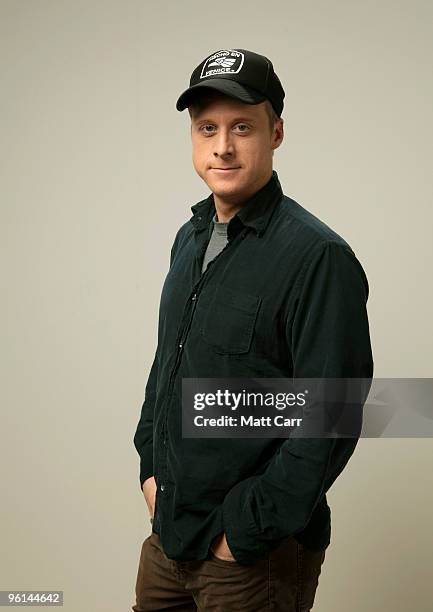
left=210, top=532, right=236, bottom=561
left=142, top=475, right=156, bottom=521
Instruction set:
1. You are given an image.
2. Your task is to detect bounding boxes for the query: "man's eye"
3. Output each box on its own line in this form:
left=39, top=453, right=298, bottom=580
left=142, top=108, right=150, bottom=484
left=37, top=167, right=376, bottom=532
left=234, top=124, right=250, bottom=133
left=200, top=125, right=216, bottom=134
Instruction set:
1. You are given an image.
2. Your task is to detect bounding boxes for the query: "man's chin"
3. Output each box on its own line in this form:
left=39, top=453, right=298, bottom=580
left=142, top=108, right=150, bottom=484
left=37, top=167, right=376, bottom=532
left=206, top=177, right=246, bottom=199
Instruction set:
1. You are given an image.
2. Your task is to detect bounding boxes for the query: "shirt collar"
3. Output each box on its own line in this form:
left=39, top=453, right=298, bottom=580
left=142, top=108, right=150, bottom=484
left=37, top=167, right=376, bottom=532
left=190, top=170, right=283, bottom=238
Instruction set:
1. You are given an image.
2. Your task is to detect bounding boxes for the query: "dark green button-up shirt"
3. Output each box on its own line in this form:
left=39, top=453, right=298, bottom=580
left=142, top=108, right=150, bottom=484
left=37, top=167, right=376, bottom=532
left=133, top=170, right=373, bottom=566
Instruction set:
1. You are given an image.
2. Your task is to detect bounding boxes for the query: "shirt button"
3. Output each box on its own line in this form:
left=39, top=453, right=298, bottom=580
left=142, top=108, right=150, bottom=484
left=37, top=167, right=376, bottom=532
left=160, top=484, right=165, bottom=492
left=179, top=343, right=183, bottom=348
left=191, top=294, right=197, bottom=301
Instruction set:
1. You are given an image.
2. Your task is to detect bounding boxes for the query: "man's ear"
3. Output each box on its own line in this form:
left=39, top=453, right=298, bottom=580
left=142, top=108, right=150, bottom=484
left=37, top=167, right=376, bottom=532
left=272, top=118, right=284, bottom=151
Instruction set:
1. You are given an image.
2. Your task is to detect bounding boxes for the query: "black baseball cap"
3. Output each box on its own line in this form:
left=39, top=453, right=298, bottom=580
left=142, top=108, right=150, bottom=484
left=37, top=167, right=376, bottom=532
left=176, top=48, right=285, bottom=117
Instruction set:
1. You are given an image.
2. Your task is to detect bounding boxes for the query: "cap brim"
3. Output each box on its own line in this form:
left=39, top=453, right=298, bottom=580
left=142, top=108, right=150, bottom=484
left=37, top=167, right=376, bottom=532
left=176, top=79, right=266, bottom=111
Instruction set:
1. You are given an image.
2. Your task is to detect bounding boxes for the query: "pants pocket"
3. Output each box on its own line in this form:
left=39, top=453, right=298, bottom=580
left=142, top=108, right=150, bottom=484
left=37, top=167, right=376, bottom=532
left=297, top=544, right=326, bottom=611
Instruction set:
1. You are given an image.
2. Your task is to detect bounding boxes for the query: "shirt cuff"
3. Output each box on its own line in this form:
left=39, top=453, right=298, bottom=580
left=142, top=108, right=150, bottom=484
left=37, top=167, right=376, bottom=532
left=222, top=475, right=271, bottom=565
left=139, top=444, right=154, bottom=490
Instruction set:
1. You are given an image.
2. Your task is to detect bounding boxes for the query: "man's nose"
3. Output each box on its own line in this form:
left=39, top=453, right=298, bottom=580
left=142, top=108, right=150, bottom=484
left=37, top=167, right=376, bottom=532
left=213, top=129, right=234, bottom=157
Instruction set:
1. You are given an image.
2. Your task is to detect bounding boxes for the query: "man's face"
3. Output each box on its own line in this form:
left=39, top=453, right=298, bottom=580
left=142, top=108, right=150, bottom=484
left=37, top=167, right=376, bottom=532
left=189, top=92, right=284, bottom=205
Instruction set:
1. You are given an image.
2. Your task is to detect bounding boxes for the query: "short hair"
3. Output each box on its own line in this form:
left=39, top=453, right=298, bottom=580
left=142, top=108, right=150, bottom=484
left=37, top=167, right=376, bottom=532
left=263, top=100, right=280, bottom=131
left=188, top=91, right=281, bottom=132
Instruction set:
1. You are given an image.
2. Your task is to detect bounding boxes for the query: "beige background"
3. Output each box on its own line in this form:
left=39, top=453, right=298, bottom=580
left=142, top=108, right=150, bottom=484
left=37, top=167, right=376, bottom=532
left=1, top=1, right=432, bottom=610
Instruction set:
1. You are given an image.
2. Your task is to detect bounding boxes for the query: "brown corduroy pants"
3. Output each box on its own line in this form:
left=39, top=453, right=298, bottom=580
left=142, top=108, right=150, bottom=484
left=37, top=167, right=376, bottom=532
left=131, top=532, right=326, bottom=611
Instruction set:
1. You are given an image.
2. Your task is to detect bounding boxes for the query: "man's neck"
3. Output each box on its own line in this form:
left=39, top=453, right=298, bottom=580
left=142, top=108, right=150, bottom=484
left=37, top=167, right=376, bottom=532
left=213, top=199, right=243, bottom=224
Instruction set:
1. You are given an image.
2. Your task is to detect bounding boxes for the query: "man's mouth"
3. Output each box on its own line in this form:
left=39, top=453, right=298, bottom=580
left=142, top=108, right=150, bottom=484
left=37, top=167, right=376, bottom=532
left=210, top=167, right=241, bottom=172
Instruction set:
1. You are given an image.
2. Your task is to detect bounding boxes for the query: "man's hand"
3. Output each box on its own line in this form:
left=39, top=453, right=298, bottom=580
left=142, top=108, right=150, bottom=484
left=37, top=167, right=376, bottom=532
left=210, top=532, right=236, bottom=561
left=142, top=475, right=156, bottom=521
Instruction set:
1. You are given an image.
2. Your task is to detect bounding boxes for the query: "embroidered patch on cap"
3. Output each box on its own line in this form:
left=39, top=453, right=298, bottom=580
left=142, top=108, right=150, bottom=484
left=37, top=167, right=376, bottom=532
left=200, top=49, right=245, bottom=79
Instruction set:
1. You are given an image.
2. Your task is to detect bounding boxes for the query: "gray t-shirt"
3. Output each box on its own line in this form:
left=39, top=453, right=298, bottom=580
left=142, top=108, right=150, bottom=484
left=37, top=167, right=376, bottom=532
left=201, top=212, right=229, bottom=274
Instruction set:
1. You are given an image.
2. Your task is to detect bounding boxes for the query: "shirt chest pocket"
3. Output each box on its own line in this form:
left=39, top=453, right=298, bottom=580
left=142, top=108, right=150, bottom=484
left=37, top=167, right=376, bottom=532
left=200, top=285, right=262, bottom=355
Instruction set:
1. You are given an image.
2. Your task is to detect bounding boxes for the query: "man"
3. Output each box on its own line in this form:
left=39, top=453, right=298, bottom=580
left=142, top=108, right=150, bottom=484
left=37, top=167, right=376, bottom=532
left=132, top=48, right=373, bottom=611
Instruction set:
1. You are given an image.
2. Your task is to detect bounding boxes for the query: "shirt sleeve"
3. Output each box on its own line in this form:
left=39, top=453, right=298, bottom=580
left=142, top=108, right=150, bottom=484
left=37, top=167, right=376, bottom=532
left=133, top=350, right=159, bottom=490
left=221, top=240, right=374, bottom=564
left=132, top=228, right=183, bottom=491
